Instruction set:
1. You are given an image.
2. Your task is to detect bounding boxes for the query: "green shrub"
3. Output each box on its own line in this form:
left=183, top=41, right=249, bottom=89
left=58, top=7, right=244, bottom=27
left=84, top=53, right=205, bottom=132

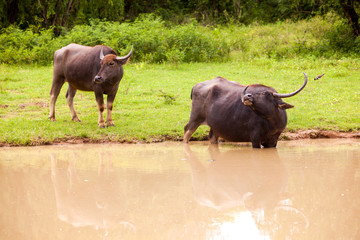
left=0, top=26, right=61, bottom=64
left=0, top=15, right=230, bottom=64
left=1, top=13, right=360, bottom=64
left=222, top=12, right=360, bottom=60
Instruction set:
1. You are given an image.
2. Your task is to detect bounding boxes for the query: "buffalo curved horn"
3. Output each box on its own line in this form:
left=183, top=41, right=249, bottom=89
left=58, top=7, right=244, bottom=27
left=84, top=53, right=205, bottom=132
left=116, top=46, right=133, bottom=61
left=275, top=205, right=310, bottom=229
left=100, top=48, right=105, bottom=60
left=241, top=85, right=250, bottom=103
left=242, top=85, right=250, bottom=95
left=273, top=72, right=308, bottom=98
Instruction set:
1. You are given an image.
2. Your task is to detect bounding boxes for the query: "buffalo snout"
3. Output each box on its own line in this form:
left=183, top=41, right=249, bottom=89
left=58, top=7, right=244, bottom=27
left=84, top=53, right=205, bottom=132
left=94, top=75, right=104, bottom=84
left=242, top=93, right=253, bottom=106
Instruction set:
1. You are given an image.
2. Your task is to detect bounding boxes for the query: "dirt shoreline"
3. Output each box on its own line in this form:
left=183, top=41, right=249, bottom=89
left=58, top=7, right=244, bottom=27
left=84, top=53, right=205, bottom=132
left=1, top=130, right=359, bottom=147
left=280, top=129, right=360, bottom=140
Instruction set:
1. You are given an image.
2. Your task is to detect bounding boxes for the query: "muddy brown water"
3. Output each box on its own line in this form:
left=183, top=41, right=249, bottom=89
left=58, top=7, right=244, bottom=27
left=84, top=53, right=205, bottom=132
left=0, top=139, right=359, bottom=240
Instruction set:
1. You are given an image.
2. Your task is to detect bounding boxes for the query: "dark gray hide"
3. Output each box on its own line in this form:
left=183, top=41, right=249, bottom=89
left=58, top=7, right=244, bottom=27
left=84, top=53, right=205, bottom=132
left=184, top=73, right=308, bottom=148
left=49, top=43, right=133, bottom=127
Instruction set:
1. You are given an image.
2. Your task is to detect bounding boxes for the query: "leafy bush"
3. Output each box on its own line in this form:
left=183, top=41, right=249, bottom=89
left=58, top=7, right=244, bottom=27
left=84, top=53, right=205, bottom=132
left=221, top=12, right=360, bottom=60
left=0, top=26, right=58, bottom=64
left=0, top=14, right=230, bottom=64
left=1, top=13, right=360, bottom=65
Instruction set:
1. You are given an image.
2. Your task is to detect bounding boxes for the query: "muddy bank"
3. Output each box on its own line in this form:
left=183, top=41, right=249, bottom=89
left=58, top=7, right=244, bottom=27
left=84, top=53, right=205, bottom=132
left=280, top=130, right=360, bottom=140
left=0, top=130, right=359, bottom=147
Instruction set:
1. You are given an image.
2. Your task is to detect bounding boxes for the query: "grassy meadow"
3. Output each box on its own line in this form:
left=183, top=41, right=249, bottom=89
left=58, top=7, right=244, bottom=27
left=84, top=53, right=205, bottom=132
left=1, top=56, right=359, bottom=146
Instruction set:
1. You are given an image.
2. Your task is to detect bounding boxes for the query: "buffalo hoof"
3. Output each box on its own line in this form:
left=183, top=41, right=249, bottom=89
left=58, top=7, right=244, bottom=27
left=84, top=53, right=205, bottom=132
left=72, top=116, right=81, bottom=122
left=98, top=123, right=106, bottom=128
left=49, top=116, right=56, bottom=121
left=107, top=121, right=115, bottom=127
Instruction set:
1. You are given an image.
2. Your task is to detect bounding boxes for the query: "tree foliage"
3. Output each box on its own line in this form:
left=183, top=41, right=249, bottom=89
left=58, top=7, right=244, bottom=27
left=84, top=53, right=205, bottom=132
left=339, top=0, right=360, bottom=36
left=1, top=0, right=359, bottom=34
left=1, top=0, right=125, bottom=29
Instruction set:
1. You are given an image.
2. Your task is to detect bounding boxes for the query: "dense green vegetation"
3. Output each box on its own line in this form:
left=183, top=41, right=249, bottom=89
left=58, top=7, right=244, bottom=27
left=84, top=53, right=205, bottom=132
left=1, top=13, right=360, bottom=65
left=0, top=15, right=230, bottom=64
left=1, top=0, right=359, bottom=30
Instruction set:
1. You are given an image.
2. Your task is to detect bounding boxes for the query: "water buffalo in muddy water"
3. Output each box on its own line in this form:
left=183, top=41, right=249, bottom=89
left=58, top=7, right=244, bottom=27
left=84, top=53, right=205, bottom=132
left=49, top=44, right=133, bottom=127
left=184, top=73, right=308, bottom=148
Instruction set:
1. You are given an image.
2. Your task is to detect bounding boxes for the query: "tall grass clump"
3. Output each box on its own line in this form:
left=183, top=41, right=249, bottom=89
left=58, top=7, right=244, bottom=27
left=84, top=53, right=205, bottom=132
left=0, top=14, right=230, bottom=65
left=221, top=12, right=360, bottom=60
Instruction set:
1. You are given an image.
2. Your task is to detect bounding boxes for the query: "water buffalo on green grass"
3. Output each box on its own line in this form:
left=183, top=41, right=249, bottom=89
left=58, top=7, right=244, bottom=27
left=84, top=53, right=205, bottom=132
left=49, top=44, right=133, bottom=127
left=184, top=73, right=308, bottom=148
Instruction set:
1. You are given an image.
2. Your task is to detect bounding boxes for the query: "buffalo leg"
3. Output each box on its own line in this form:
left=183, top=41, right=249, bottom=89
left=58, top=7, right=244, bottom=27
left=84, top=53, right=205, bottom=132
left=106, top=94, right=116, bottom=127
left=66, top=86, right=81, bottom=122
left=49, top=75, right=65, bottom=121
left=209, top=128, right=219, bottom=144
left=262, top=134, right=280, bottom=148
left=263, top=142, right=277, bottom=148
left=252, top=142, right=261, bottom=148
left=250, top=130, right=262, bottom=148
left=95, top=92, right=106, bottom=128
left=183, top=121, right=202, bottom=143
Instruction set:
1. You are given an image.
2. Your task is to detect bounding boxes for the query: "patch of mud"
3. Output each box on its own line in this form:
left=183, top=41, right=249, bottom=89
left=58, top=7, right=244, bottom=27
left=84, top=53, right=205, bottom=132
left=0, top=104, right=9, bottom=108
left=18, top=102, right=48, bottom=109
left=280, top=130, right=360, bottom=140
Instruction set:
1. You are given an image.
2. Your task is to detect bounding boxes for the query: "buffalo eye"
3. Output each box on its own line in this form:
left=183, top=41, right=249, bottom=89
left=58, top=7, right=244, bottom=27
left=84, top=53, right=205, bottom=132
left=265, top=91, right=274, bottom=99
left=109, top=62, right=115, bottom=66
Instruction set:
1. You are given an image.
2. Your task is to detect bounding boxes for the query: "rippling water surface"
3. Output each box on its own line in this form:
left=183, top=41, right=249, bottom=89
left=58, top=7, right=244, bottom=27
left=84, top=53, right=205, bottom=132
left=1, top=139, right=359, bottom=240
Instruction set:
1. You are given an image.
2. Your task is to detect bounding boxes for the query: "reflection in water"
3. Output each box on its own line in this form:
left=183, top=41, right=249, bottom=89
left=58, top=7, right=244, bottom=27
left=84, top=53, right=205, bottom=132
left=184, top=145, right=309, bottom=239
left=0, top=140, right=360, bottom=239
left=50, top=152, right=135, bottom=236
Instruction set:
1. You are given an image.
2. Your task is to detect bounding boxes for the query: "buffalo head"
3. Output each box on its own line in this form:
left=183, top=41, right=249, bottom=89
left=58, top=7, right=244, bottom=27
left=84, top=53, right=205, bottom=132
left=241, top=72, right=308, bottom=118
left=94, top=46, right=133, bottom=84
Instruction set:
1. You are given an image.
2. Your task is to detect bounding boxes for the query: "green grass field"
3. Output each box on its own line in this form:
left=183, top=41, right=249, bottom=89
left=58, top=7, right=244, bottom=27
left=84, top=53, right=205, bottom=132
left=0, top=56, right=359, bottom=145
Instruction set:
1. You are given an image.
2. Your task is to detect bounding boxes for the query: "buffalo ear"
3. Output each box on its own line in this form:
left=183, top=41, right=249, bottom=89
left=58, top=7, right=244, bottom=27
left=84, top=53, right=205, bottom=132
left=278, top=103, right=294, bottom=109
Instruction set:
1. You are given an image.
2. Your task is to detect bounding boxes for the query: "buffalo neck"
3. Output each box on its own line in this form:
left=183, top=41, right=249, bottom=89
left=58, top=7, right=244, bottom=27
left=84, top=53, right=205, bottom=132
left=267, top=108, right=287, bottom=132
left=250, top=106, right=287, bottom=133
